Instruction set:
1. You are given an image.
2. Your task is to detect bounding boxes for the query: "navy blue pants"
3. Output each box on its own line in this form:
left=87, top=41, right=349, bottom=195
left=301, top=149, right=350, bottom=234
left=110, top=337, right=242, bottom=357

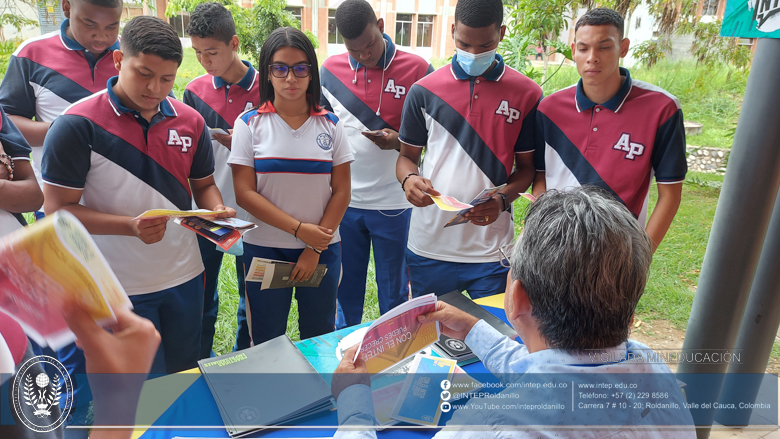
left=128, top=273, right=205, bottom=374
left=243, top=243, right=340, bottom=345
left=197, top=236, right=249, bottom=358
left=336, top=207, right=410, bottom=328
left=406, top=249, right=509, bottom=299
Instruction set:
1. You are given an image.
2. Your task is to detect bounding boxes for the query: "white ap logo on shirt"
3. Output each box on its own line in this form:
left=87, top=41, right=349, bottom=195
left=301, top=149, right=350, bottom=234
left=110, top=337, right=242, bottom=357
left=495, top=100, right=521, bottom=124
left=613, top=133, right=645, bottom=160
left=167, top=129, right=192, bottom=153
left=384, top=79, right=406, bottom=99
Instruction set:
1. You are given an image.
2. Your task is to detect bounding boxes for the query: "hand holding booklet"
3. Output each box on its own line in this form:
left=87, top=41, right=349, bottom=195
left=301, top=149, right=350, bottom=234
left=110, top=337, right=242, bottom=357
left=245, top=257, right=328, bottom=289
left=0, top=211, right=131, bottom=349
left=349, top=294, right=440, bottom=374
left=175, top=216, right=256, bottom=251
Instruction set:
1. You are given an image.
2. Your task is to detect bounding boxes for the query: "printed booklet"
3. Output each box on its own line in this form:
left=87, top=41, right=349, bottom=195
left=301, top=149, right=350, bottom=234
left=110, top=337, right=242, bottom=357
left=0, top=211, right=131, bottom=349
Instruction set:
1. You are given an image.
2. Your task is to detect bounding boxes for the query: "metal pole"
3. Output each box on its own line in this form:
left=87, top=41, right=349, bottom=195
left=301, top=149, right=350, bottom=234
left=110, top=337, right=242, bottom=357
left=716, top=189, right=780, bottom=426
left=676, top=38, right=780, bottom=439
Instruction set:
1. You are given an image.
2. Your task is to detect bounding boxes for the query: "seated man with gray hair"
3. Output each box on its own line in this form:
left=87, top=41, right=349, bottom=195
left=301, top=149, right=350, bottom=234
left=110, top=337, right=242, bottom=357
left=331, top=186, right=695, bottom=438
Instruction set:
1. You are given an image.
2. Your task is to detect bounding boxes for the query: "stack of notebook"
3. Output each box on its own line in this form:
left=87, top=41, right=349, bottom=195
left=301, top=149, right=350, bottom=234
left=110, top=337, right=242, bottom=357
left=431, top=291, right=519, bottom=366
left=197, top=335, right=335, bottom=438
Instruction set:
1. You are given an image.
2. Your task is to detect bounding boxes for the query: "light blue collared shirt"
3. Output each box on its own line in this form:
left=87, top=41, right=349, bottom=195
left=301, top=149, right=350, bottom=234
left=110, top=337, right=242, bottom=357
left=334, top=320, right=696, bottom=438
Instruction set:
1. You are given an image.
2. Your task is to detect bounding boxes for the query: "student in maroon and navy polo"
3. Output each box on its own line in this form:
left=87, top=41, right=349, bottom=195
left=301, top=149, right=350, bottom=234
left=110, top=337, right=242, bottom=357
left=0, top=107, right=43, bottom=238
left=322, top=0, right=433, bottom=328
left=184, top=2, right=259, bottom=357
left=534, top=8, right=686, bottom=252
left=42, top=16, right=235, bottom=377
left=0, top=0, right=123, bottom=190
left=396, top=0, right=541, bottom=299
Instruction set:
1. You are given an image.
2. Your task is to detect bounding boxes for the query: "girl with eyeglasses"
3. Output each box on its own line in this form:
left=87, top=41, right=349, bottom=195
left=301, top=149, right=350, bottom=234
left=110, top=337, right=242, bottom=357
left=228, top=27, right=353, bottom=345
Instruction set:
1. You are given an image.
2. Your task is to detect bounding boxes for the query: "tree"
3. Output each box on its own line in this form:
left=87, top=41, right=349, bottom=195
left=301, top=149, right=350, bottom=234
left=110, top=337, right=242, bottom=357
left=166, top=0, right=317, bottom=63
left=688, top=19, right=751, bottom=76
left=0, top=0, right=39, bottom=42
left=499, top=0, right=574, bottom=89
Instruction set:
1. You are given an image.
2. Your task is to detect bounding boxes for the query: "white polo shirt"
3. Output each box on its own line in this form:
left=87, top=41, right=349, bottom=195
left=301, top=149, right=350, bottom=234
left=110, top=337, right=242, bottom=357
left=41, top=79, right=214, bottom=295
left=398, top=56, right=542, bottom=263
left=228, top=102, right=354, bottom=249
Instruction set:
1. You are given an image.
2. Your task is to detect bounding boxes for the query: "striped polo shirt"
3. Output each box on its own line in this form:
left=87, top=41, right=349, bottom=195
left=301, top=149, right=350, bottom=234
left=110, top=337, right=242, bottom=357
left=0, top=19, right=119, bottom=185
left=183, top=61, right=259, bottom=217
left=41, top=77, right=214, bottom=295
left=321, top=33, right=433, bottom=209
left=399, top=54, right=542, bottom=263
left=536, top=67, right=687, bottom=224
left=228, top=102, right=354, bottom=249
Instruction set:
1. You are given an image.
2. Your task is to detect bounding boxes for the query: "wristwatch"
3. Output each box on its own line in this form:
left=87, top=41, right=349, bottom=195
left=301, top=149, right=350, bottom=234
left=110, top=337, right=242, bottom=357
left=496, top=193, right=511, bottom=212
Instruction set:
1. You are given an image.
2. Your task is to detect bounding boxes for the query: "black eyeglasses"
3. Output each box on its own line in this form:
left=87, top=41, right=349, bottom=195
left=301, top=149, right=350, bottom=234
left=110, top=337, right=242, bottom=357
left=270, top=63, right=312, bottom=78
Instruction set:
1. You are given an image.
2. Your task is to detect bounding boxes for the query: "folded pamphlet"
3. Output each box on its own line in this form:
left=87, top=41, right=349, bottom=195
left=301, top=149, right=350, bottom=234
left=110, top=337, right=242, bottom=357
left=245, top=257, right=327, bottom=289
left=175, top=216, right=256, bottom=251
left=443, top=184, right=507, bottom=227
left=0, top=211, right=131, bottom=349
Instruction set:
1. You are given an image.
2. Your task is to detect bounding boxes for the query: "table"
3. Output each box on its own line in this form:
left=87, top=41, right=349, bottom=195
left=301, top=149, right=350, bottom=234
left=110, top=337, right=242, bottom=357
left=130, top=294, right=511, bottom=439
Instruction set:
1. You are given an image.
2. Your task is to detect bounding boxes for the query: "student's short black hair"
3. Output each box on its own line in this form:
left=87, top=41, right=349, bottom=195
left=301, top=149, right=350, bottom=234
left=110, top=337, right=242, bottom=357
left=257, top=27, right=321, bottom=113
left=187, top=2, right=236, bottom=45
left=335, top=0, right=378, bottom=40
left=454, top=0, right=503, bottom=30
left=575, top=8, right=625, bottom=38
left=76, top=0, right=123, bottom=9
left=121, top=16, right=183, bottom=66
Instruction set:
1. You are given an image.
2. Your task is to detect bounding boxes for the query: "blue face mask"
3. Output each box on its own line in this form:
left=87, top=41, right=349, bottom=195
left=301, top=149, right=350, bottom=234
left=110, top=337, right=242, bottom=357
left=455, top=48, right=496, bottom=76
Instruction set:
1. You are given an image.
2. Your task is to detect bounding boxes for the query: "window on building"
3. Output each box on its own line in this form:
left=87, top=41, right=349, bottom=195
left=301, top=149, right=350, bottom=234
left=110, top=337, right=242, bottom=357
left=170, top=12, right=189, bottom=38
left=328, top=9, right=344, bottom=44
left=737, top=38, right=754, bottom=46
left=635, top=16, right=641, bottom=29
left=396, top=13, right=412, bottom=46
left=285, top=7, right=302, bottom=28
left=702, top=0, right=719, bottom=16
left=416, top=15, right=433, bottom=47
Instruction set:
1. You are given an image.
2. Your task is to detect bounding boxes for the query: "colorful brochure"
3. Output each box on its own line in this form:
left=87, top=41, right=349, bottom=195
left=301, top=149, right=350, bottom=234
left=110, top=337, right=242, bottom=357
left=245, top=257, right=328, bottom=289
left=519, top=192, right=537, bottom=202
left=426, top=194, right=473, bottom=212
left=444, top=184, right=507, bottom=227
left=134, top=208, right=227, bottom=220
left=390, top=355, right=457, bottom=426
left=0, top=211, right=131, bottom=349
left=174, top=217, right=255, bottom=251
left=371, top=354, right=479, bottom=427
left=353, top=294, right=440, bottom=374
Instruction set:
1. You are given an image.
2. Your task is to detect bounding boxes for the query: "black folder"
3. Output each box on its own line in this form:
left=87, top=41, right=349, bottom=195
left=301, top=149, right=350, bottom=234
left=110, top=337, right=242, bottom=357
left=198, top=335, right=335, bottom=437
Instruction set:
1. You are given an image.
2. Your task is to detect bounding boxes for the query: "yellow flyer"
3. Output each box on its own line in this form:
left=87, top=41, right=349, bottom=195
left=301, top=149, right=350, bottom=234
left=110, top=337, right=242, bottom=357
left=134, top=209, right=227, bottom=220
left=0, top=211, right=131, bottom=349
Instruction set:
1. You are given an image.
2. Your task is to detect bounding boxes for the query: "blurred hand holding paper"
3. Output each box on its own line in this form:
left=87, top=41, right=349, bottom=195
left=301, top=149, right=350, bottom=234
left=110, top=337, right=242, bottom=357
left=208, top=127, right=230, bottom=136
left=352, top=294, right=440, bottom=374
left=0, top=211, right=131, bottom=349
left=443, top=184, right=507, bottom=227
